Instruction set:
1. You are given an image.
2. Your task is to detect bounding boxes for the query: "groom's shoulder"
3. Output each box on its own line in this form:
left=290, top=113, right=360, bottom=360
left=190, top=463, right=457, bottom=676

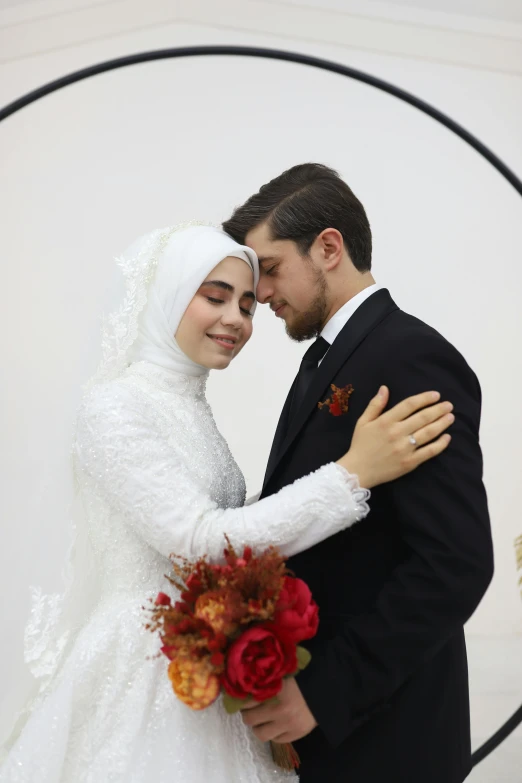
left=387, top=307, right=447, bottom=341
left=377, top=306, right=474, bottom=372
left=368, top=290, right=452, bottom=347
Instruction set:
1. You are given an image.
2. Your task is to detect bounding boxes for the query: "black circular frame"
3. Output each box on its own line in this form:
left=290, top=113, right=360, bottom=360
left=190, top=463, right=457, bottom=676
left=1, top=44, right=521, bottom=767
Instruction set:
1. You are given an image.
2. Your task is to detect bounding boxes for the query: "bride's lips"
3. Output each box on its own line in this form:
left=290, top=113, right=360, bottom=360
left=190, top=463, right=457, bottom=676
left=207, top=334, right=237, bottom=351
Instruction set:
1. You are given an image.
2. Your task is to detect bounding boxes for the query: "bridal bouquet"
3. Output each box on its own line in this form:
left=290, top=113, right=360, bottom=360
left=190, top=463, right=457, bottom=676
left=146, top=537, right=319, bottom=770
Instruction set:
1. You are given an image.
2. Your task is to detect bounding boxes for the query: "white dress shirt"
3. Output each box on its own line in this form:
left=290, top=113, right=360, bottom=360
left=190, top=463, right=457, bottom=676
left=318, top=284, right=382, bottom=365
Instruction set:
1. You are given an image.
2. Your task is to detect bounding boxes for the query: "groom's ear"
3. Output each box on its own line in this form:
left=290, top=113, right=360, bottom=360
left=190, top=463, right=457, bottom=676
left=315, top=228, right=344, bottom=272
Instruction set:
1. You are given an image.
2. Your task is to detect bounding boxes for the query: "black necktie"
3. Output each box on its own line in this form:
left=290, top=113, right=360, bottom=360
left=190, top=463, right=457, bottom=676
left=289, top=336, right=330, bottom=421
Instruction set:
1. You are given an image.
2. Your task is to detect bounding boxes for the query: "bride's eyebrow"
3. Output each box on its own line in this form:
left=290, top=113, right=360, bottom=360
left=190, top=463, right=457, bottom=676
left=201, top=281, right=255, bottom=300
left=202, top=280, right=233, bottom=292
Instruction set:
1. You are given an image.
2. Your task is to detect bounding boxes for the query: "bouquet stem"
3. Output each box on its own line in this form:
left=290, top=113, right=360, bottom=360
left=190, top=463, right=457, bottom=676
left=270, top=740, right=301, bottom=770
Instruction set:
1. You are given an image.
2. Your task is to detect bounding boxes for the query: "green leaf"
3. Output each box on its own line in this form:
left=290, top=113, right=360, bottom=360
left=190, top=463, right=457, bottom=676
left=222, top=692, right=247, bottom=714
left=296, top=646, right=312, bottom=671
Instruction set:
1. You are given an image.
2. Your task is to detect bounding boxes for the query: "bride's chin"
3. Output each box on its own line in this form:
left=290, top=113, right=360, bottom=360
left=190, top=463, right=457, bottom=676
left=206, top=353, right=234, bottom=371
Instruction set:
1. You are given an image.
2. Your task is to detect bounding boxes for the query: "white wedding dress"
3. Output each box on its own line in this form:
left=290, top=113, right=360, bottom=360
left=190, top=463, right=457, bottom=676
left=0, top=360, right=369, bottom=783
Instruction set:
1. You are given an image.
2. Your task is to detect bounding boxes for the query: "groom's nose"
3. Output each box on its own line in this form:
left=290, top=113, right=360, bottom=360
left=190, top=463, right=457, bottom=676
left=256, top=276, right=273, bottom=304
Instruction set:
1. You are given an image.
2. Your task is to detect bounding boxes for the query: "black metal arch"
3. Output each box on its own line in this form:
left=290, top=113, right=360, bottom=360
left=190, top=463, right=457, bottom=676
left=1, top=44, right=521, bottom=767
left=1, top=45, right=521, bottom=199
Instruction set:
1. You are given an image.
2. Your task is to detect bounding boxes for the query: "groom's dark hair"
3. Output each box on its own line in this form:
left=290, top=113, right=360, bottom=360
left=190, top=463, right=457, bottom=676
left=223, top=163, right=372, bottom=272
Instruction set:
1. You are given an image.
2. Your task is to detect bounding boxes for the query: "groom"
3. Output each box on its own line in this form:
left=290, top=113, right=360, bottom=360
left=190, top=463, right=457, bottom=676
left=223, top=163, right=493, bottom=783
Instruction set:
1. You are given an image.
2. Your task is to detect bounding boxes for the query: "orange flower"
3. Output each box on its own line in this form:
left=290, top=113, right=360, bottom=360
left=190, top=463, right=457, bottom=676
left=194, top=589, right=244, bottom=635
left=167, top=656, right=220, bottom=710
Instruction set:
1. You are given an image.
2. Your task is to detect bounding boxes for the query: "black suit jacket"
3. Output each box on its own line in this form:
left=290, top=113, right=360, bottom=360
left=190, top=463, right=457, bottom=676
left=260, top=290, right=493, bottom=783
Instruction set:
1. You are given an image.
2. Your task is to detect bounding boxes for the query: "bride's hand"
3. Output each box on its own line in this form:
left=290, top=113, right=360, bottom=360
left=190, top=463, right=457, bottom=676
left=337, top=387, right=454, bottom=489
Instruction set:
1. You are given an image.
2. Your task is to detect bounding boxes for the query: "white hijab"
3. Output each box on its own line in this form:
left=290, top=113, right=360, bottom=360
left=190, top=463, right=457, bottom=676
left=130, top=225, right=258, bottom=377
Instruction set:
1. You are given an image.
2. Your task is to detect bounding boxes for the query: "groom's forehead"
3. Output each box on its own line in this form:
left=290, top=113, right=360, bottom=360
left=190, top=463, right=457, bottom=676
left=246, top=227, right=289, bottom=262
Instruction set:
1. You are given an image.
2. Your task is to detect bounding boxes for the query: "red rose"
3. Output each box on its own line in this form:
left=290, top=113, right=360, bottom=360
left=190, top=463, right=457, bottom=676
left=274, top=577, right=319, bottom=643
left=221, top=624, right=297, bottom=701
left=155, top=592, right=171, bottom=606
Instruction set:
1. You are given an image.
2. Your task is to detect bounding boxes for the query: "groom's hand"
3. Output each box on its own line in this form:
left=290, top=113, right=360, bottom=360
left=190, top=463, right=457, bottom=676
left=240, top=678, right=318, bottom=743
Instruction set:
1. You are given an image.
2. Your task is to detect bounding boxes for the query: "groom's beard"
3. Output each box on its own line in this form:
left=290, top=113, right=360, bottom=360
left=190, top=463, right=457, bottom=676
left=285, top=270, right=328, bottom=342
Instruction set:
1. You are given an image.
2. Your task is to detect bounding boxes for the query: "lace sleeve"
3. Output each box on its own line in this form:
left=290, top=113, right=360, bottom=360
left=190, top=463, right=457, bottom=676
left=75, top=384, right=370, bottom=562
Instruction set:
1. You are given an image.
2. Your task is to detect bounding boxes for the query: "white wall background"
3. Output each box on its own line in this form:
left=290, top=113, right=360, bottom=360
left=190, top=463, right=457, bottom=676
left=1, top=0, right=521, bottom=761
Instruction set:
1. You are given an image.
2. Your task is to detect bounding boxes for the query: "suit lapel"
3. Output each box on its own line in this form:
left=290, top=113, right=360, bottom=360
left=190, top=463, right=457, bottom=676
left=262, top=289, right=398, bottom=491
left=263, top=376, right=297, bottom=487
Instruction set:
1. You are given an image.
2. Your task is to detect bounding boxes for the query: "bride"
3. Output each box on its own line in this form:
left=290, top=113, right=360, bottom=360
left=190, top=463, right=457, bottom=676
left=0, top=224, right=452, bottom=782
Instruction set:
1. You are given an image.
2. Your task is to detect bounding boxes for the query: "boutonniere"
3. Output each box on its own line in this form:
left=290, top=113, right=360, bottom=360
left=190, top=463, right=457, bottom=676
left=318, top=384, right=354, bottom=417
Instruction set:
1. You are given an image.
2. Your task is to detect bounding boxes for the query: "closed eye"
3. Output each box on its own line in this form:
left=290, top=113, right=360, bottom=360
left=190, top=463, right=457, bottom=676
left=208, top=296, right=253, bottom=317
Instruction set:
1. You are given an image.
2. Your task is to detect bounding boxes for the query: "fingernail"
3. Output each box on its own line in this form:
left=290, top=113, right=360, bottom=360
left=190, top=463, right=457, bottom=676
left=431, top=392, right=440, bottom=400
left=378, top=386, right=386, bottom=397
left=447, top=413, right=455, bottom=423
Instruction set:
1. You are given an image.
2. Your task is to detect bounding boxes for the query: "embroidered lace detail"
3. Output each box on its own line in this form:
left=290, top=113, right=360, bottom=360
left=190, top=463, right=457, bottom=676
left=23, top=501, right=84, bottom=691
left=24, top=588, right=70, bottom=681
left=337, top=464, right=371, bottom=519
left=126, top=361, right=207, bottom=397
